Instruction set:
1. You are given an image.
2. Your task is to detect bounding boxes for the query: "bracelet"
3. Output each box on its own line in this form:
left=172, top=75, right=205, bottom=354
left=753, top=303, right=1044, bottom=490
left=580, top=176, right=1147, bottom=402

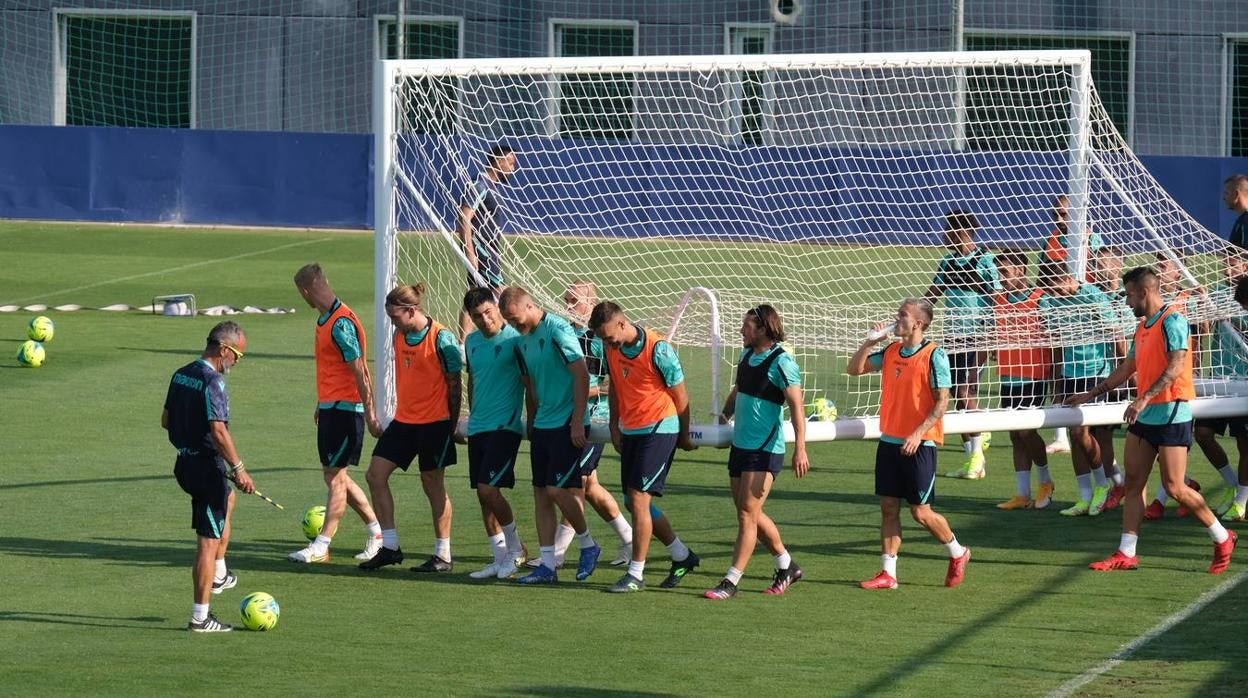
left=229, top=461, right=245, bottom=475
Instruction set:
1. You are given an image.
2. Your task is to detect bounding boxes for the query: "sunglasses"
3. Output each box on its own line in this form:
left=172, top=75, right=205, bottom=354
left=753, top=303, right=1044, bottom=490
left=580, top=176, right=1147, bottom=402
left=220, top=343, right=245, bottom=361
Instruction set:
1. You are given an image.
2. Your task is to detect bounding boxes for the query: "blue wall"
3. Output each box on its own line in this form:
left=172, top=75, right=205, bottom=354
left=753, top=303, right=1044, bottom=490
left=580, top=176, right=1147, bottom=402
left=0, top=125, right=1245, bottom=240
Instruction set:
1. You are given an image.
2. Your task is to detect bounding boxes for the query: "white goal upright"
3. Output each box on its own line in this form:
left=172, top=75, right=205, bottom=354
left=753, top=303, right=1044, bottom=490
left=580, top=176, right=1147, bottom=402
left=373, top=50, right=1248, bottom=445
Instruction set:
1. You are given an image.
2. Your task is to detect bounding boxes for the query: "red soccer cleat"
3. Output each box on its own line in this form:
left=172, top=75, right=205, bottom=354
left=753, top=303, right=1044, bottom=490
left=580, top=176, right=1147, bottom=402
left=1144, top=500, right=1165, bottom=520
left=1103, top=485, right=1125, bottom=511
left=1177, top=479, right=1203, bottom=518
left=859, top=570, right=898, bottom=590
left=1089, top=549, right=1139, bottom=571
left=944, top=548, right=971, bottom=588
left=1210, top=531, right=1238, bottom=575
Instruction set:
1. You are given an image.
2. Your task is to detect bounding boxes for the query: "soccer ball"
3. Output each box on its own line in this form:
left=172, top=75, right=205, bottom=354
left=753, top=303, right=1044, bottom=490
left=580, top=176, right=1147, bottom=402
left=301, top=505, right=326, bottom=540
left=239, top=592, right=280, bottom=631
left=27, top=316, right=54, bottom=343
left=17, top=340, right=45, bottom=367
left=807, top=397, right=838, bottom=422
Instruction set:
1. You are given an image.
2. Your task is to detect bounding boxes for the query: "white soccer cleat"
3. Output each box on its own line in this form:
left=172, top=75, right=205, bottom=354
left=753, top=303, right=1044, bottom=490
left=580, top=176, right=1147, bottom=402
left=495, top=557, right=520, bottom=579
left=288, top=545, right=329, bottom=563
left=1046, top=438, right=1071, bottom=455
left=355, top=534, right=383, bottom=561
left=469, top=562, right=501, bottom=579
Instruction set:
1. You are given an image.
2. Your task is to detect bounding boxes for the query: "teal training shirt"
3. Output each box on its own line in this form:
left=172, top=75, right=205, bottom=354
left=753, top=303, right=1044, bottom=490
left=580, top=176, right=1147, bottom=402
left=732, top=345, right=802, bottom=454
left=574, top=326, right=610, bottom=424
left=868, top=341, right=952, bottom=446
left=616, top=324, right=685, bottom=435
left=932, top=247, right=1001, bottom=338
left=1039, top=283, right=1115, bottom=379
left=516, top=312, right=586, bottom=429
left=1127, top=307, right=1193, bottom=425
left=465, top=324, right=525, bottom=436
left=1208, top=285, right=1248, bottom=378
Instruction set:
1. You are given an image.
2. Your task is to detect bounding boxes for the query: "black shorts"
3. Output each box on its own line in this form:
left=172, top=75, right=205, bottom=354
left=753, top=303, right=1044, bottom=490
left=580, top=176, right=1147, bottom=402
left=875, top=441, right=938, bottom=506
left=1057, top=376, right=1106, bottom=404
left=1128, top=420, right=1193, bottom=449
left=317, top=408, right=365, bottom=468
left=174, top=456, right=230, bottom=539
left=372, top=419, right=457, bottom=472
left=530, top=424, right=582, bottom=489
left=1195, top=417, right=1248, bottom=440
left=620, top=433, right=678, bottom=496
left=468, top=429, right=522, bottom=489
left=947, top=349, right=983, bottom=394
left=1000, top=381, right=1047, bottom=410
left=576, top=442, right=604, bottom=476
left=728, top=446, right=784, bottom=477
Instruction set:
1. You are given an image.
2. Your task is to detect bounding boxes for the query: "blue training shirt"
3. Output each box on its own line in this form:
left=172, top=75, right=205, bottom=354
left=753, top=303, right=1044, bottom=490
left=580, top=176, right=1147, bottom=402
left=465, top=324, right=525, bottom=436
left=732, top=345, right=801, bottom=454
left=164, top=359, right=231, bottom=457
left=515, top=312, right=587, bottom=429
left=868, top=342, right=952, bottom=447
left=1127, top=307, right=1193, bottom=425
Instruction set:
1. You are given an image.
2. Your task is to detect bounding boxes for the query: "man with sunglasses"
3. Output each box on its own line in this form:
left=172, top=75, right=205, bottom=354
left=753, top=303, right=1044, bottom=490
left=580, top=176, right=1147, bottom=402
left=163, top=321, right=256, bottom=632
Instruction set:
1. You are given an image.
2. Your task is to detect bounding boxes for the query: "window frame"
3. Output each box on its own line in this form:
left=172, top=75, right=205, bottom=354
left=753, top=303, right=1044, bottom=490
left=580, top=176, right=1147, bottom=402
left=1222, top=33, right=1248, bottom=156
left=546, top=18, right=640, bottom=140
left=373, top=14, right=465, bottom=61
left=724, top=22, right=775, bottom=146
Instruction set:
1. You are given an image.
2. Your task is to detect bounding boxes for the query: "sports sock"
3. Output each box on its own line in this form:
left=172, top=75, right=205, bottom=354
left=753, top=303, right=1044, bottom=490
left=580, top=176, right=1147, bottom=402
left=968, top=435, right=983, bottom=454
left=725, top=566, right=744, bottom=585
left=553, top=523, right=576, bottom=559
left=881, top=553, right=897, bottom=578
left=1091, top=466, right=1108, bottom=488
left=1110, top=464, right=1124, bottom=487
left=963, top=440, right=974, bottom=456
left=488, top=532, right=507, bottom=565
left=1076, top=473, right=1093, bottom=502
left=1208, top=520, right=1231, bottom=544
left=1235, top=485, right=1248, bottom=508
left=1119, top=532, right=1139, bottom=557
left=1156, top=487, right=1170, bottom=505
left=312, top=534, right=331, bottom=552
left=1035, top=464, right=1053, bottom=484
left=1015, top=471, right=1032, bottom=499
left=501, top=521, right=522, bottom=555
left=667, top=536, right=690, bottom=562
left=365, top=520, right=382, bottom=537
left=774, top=550, right=792, bottom=570
left=944, top=536, right=966, bottom=559
left=575, top=530, right=596, bottom=550
left=607, top=514, right=633, bottom=544
left=1217, top=464, right=1239, bottom=488
left=381, top=528, right=399, bottom=549
left=539, top=545, right=557, bottom=570
left=191, top=603, right=209, bottom=623
left=213, top=559, right=226, bottom=581
left=1053, top=427, right=1069, bottom=443
left=627, top=559, right=645, bottom=578
left=434, top=537, right=451, bottom=561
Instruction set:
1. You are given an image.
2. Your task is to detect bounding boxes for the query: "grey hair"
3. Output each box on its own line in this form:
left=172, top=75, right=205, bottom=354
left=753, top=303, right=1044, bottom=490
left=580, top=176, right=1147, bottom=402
left=207, top=321, right=244, bottom=348
left=901, top=298, right=935, bottom=327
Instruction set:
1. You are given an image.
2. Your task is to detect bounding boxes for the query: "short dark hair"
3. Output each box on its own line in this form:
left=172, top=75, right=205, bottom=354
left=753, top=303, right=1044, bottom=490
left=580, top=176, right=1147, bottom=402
left=1235, top=275, right=1248, bottom=307
left=489, top=143, right=513, bottom=162
left=944, top=209, right=979, bottom=237
left=746, top=304, right=786, bottom=342
left=462, top=286, right=496, bottom=313
left=995, top=250, right=1028, bottom=270
left=588, top=300, right=624, bottom=333
left=1122, top=266, right=1158, bottom=289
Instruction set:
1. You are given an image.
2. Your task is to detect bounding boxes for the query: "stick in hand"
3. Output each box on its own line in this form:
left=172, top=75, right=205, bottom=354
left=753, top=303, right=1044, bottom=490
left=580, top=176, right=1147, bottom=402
left=225, top=470, right=284, bottom=510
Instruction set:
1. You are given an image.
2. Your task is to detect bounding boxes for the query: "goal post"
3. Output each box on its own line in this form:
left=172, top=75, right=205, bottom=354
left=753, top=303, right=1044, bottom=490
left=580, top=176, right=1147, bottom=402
left=373, top=50, right=1248, bottom=444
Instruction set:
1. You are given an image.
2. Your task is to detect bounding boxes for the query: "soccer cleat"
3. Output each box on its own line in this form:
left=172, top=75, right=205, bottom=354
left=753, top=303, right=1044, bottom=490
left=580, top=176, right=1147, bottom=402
left=468, top=562, right=500, bottom=579
left=187, top=613, right=232, bottom=633
left=1223, top=502, right=1248, bottom=522
left=996, top=495, right=1033, bottom=510
left=1089, top=550, right=1139, bottom=571
left=516, top=564, right=558, bottom=585
left=1046, top=437, right=1071, bottom=455
left=703, top=579, right=739, bottom=600
left=859, top=570, right=899, bottom=590
left=763, top=563, right=803, bottom=595
left=512, top=544, right=529, bottom=568
left=1143, top=500, right=1165, bottom=520
left=1210, top=531, right=1237, bottom=575
left=410, top=555, right=453, bottom=573
left=288, top=546, right=330, bottom=564
left=1034, top=481, right=1055, bottom=510
left=610, top=541, right=632, bottom=567
left=946, top=451, right=986, bottom=479
left=575, top=544, right=602, bottom=581
left=658, top=551, right=701, bottom=588
left=1103, top=485, right=1126, bottom=511
left=211, top=571, right=237, bottom=595
left=1059, top=500, right=1090, bottom=517
left=354, top=534, right=384, bottom=561
left=944, top=548, right=970, bottom=587
left=358, top=546, right=404, bottom=570
left=1213, top=489, right=1237, bottom=517
left=981, top=432, right=992, bottom=451
left=606, top=573, right=645, bottom=593
left=1088, top=486, right=1110, bottom=517
left=495, top=556, right=520, bottom=579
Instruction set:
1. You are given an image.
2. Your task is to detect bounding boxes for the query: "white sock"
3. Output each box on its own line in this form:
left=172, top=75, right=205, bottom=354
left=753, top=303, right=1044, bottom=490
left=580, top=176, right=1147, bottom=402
left=1035, top=464, right=1053, bottom=484
left=1236, top=485, right=1248, bottom=508
left=575, top=530, right=596, bottom=550
left=882, top=553, right=898, bottom=578
left=725, top=566, right=744, bottom=585
left=539, top=545, right=557, bottom=570
left=365, top=520, right=382, bottom=537
left=312, top=534, right=331, bottom=552
left=607, top=515, right=633, bottom=545
left=191, top=603, right=209, bottom=623
left=667, top=536, right=690, bottom=562
left=1110, top=465, right=1124, bottom=487
left=1156, top=487, right=1170, bottom=505
left=1209, top=521, right=1231, bottom=544
left=1053, top=427, right=1069, bottom=443
left=381, top=528, right=399, bottom=549
left=944, top=536, right=966, bottom=559
left=969, top=435, right=983, bottom=454
left=488, top=532, right=507, bottom=565
left=1119, top=532, right=1139, bottom=557
left=775, top=550, right=792, bottom=570
left=213, top=559, right=226, bottom=581
left=553, top=523, right=576, bottom=559
left=434, top=537, right=451, bottom=561
left=1015, top=471, right=1032, bottom=499
left=1076, top=473, right=1093, bottom=502
left=1217, top=464, right=1239, bottom=489
left=963, top=440, right=974, bottom=456
left=1091, top=466, right=1108, bottom=488
left=501, top=521, right=522, bottom=555
left=627, top=559, right=645, bottom=578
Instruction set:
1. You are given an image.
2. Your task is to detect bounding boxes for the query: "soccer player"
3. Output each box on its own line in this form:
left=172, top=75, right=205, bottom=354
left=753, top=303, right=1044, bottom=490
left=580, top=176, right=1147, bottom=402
left=848, top=298, right=971, bottom=590
left=461, top=287, right=529, bottom=579
left=923, top=209, right=1000, bottom=479
left=589, top=300, right=701, bottom=593
left=163, top=321, right=257, bottom=632
left=359, top=283, right=463, bottom=573
left=702, top=304, right=809, bottom=600
left=498, top=286, right=601, bottom=584
left=1224, top=174, right=1248, bottom=250
left=1039, top=264, right=1126, bottom=517
left=1089, top=246, right=1130, bottom=510
left=1068, top=267, right=1237, bottom=574
left=458, top=143, right=517, bottom=338
left=990, top=252, right=1055, bottom=509
left=288, top=263, right=384, bottom=564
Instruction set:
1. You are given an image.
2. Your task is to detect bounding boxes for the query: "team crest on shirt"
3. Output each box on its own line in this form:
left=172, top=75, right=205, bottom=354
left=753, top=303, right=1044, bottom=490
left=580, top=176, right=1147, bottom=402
left=894, top=368, right=901, bottom=378
left=622, top=367, right=630, bottom=378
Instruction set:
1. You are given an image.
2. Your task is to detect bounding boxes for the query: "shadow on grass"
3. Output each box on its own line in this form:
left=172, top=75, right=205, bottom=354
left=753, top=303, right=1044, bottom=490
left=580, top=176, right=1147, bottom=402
left=2, top=467, right=285, bottom=491
left=503, top=687, right=676, bottom=697
left=0, top=610, right=178, bottom=632
left=118, top=346, right=312, bottom=361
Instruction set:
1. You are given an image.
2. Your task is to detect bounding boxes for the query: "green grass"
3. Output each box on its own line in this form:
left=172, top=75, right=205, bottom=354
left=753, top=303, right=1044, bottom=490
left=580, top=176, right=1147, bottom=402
left=2, top=221, right=1246, bottom=697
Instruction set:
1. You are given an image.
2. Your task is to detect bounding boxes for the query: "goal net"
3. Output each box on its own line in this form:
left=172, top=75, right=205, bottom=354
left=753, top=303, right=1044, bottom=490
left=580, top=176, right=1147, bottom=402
left=374, top=50, right=1248, bottom=442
